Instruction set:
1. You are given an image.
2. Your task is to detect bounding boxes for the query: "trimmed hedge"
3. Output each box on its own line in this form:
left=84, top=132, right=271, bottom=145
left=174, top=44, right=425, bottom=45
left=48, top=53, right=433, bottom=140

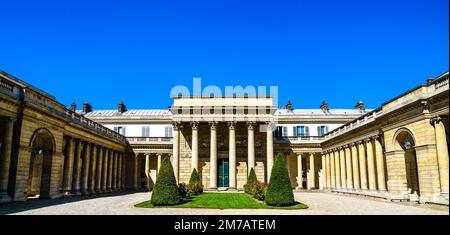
left=244, top=167, right=258, bottom=194
left=265, top=153, right=294, bottom=206
left=187, top=168, right=203, bottom=196
left=150, top=155, right=181, bottom=206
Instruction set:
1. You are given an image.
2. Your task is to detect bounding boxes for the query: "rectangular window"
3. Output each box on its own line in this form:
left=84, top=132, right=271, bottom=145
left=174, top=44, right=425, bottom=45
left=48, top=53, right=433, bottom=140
left=295, top=126, right=309, bottom=137
left=142, top=126, right=150, bottom=137
left=114, top=126, right=126, bottom=136
left=165, top=126, right=173, bottom=137
left=282, top=126, right=288, bottom=137
left=317, top=126, right=329, bottom=136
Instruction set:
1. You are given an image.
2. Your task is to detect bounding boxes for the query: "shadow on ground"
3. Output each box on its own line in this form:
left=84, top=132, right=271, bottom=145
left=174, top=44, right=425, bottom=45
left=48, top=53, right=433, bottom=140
left=0, top=190, right=148, bottom=215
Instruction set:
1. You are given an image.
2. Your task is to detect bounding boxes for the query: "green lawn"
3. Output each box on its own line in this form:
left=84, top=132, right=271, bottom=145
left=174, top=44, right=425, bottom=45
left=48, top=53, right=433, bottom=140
left=135, top=193, right=308, bottom=209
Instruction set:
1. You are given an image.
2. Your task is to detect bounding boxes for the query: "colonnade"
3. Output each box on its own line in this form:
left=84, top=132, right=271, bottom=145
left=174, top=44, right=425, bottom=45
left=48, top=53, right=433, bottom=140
left=62, top=136, right=126, bottom=195
left=322, top=135, right=387, bottom=192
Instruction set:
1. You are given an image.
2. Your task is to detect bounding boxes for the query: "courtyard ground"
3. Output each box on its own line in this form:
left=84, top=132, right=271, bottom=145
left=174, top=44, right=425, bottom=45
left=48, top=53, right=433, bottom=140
left=0, top=191, right=447, bottom=215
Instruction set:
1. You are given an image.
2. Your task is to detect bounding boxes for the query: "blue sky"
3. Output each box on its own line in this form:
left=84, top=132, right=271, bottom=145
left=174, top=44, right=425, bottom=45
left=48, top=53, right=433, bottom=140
left=0, top=0, right=448, bottom=110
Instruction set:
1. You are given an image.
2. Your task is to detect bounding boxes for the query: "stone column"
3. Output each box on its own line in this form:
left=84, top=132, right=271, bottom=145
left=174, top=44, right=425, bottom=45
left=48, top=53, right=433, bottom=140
left=81, top=142, right=90, bottom=194
left=330, top=151, right=336, bottom=189
left=133, top=153, right=139, bottom=190
left=374, top=135, right=387, bottom=191
left=101, top=148, right=108, bottom=192
left=321, top=153, right=326, bottom=190
left=209, top=122, right=218, bottom=189
left=247, top=122, right=255, bottom=173
left=296, top=153, right=303, bottom=190
left=326, top=152, right=331, bottom=189
left=118, top=153, right=123, bottom=190
left=0, top=118, right=14, bottom=202
left=62, top=136, right=75, bottom=193
left=157, top=154, right=162, bottom=172
left=88, top=144, right=97, bottom=193
left=95, top=146, right=103, bottom=192
left=339, top=147, right=346, bottom=189
left=266, top=122, right=274, bottom=181
left=229, top=122, right=237, bottom=190
left=334, top=149, right=341, bottom=189
left=192, top=121, right=199, bottom=172
left=358, top=141, right=368, bottom=190
left=431, top=117, right=449, bottom=195
left=345, top=145, right=353, bottom=190
left=108, top=150, right=114, bottom=191
left=71, top=139, right=82, bottom=194
left=351, top=143, right=360, bottom=190
left=308, top=153, right=315, bottom=190
left=145, top=154, right=150, bottom=190
left=172, top=122, right=180, bottom=184
left=365, top=138, right=377, bottom=190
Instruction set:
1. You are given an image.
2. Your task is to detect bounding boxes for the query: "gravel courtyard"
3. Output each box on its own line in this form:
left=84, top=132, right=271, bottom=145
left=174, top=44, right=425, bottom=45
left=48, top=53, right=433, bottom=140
left=1, top=191, right=448, bottom=215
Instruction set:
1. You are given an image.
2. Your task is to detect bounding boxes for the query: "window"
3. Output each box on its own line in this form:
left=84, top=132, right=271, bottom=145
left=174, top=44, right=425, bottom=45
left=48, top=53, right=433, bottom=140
left=114, top=126, right=126, bottom=135
left=273, top=126, right=283, bottom=137
left=142, top=126, right=150, bottom=137
left=282, top=126, right=288, bottom=137
left=317, top=126, right=329, bottom=136
left=165, top=126, right=173, bottom=137
left=294, top=126, right=309, bottom=137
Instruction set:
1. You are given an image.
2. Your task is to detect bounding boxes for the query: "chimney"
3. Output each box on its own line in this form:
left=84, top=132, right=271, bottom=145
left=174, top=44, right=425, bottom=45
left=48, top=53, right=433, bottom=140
left=355, top=101, right=365, bottom=111
left=70, top=102, right=77, bottom=112
left=320, top=101, right=329, bottom=111
left=286, top=101, right=293, bottom=111
left=82, top=102, right=92, bottom=113
left=426, top=76, right=434, bottom=84
left=118, top=102, right=126, bottom=113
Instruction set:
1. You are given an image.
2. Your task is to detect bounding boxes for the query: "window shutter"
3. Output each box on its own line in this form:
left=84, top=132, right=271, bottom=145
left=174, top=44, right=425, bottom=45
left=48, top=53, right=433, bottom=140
left=305, top=126, right=310, bottom=136
left=293, top=126, right=297, bottom=136
left=122, top=127, right=126, bottom=136
left=282, top=126, right=288, bottom=136
left=317, top=126, right=321, bottom=136
left=325, top=126, right=329, bottom=134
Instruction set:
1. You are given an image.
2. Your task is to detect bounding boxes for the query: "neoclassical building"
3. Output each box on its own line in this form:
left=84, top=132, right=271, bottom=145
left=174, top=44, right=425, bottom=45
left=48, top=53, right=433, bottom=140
left=0, top=69, right=448, bottom=205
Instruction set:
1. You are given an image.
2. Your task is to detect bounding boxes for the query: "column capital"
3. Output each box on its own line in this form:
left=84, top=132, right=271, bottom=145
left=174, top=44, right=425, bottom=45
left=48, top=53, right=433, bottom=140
left=349, top=142, right=356, bottom=147
left=228, top=121, right=236, bottom=129
left=172, top=122, right=180, bottom=130
left=209, top=121, right=218, bottom=129
left=247, top=121, right=256, bottom=129
left=430, top=116, right=443, bottom=126
left=191, top=121, right=200, bottom=130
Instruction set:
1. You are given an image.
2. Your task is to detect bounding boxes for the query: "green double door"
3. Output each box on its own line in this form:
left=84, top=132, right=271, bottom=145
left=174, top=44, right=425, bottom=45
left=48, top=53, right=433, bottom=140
left=218, top=158, right=229, bottom=187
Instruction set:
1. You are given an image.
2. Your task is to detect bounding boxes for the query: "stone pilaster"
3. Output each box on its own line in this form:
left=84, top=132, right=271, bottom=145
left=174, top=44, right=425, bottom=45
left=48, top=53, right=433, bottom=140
left=358, top=141, right=368, bottom=190
left=365, top=138, right=377, bottom=190
left=374, top=135, right=387, bottom=191
left=0, top=118, right=14, bottom=202
left=209, top=122, right=217, bottom=189
left=228, top=122, right=237, bottom=189
left=431, top=117, right=449, bottom=195
left=62, top=136, right=74, bottom=193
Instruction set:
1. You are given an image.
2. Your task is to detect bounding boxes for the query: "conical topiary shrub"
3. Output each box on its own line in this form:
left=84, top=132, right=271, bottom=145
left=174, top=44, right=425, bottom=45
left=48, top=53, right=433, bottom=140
left=150, top=155, right=181, bottom=206
left=187, top=168, right=203, bottom=196
left=265, top=153, right=294, bottom=206
left=244, top=167, right=258, bottom=194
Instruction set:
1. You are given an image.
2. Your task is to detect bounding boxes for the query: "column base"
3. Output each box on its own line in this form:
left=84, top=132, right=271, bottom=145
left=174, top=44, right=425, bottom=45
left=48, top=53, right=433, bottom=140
left=0, top=192, right=12, bottom=203
left=295, top=187, right=305, bottom=191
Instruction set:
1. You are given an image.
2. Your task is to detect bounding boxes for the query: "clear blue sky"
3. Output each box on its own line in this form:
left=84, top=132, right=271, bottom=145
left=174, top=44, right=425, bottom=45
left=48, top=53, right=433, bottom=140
left=0, top=0, right=448, bottom=110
